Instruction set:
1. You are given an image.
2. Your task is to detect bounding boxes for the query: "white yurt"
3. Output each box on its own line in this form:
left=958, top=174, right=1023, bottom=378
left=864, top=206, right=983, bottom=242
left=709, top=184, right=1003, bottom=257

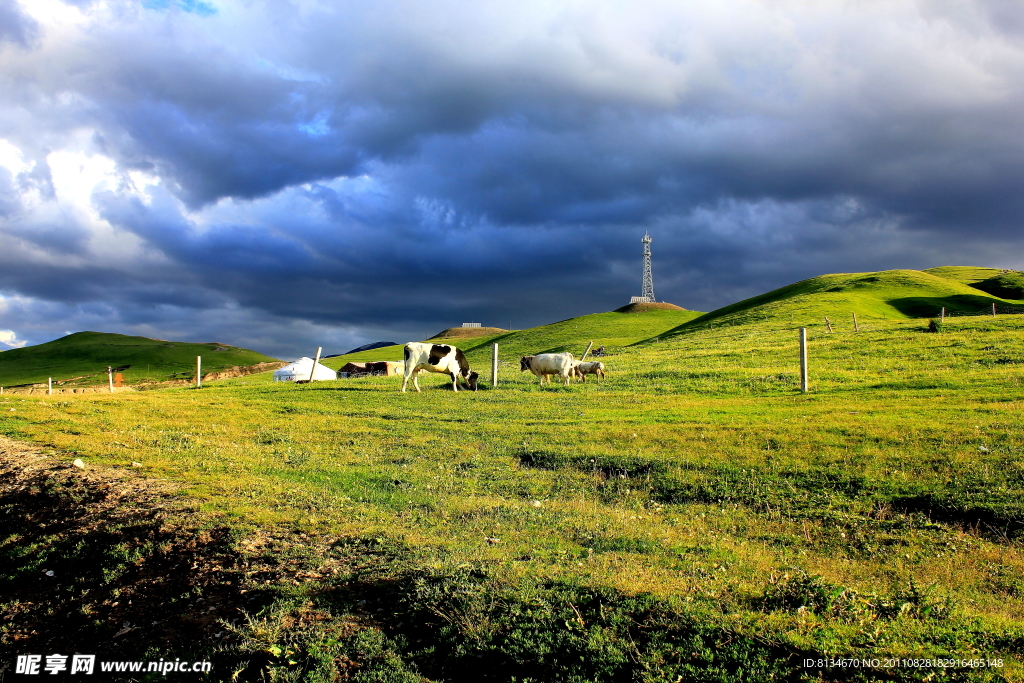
left=273, top=357, right=337, bottom=382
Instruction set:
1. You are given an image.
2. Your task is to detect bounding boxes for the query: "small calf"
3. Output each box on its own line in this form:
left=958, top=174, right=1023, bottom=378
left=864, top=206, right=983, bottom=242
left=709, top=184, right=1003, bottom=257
left=573, top=361, right=606, bottom=382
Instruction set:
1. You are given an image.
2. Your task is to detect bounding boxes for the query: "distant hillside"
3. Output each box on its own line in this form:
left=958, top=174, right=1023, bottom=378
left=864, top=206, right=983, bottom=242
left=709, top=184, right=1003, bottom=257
left=0, top=331, right=280, bottom=388
left=922, top=266, right=1004, bottom=285
left=657, top=268, right=1024, bottom=339
left=468, top=308, right=702, bottom=362
left=325, top=341, right=398, bottom=358
left=430, top=327, right=507, bottom=339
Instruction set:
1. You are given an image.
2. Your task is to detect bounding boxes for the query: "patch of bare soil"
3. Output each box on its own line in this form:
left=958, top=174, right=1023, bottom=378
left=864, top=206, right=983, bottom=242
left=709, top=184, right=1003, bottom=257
left=429, top=327, right=507, bottom=339
left=201, top=361, right=287, bottom=382
left=0, top=437, right=361, bottom=680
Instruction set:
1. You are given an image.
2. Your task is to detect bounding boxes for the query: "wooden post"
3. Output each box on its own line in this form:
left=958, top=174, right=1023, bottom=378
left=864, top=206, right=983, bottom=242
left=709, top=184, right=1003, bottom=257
left=108, top=366, right=114, bottom=393
left=940, top=307, right=945, bottom=325
left=824, top=316, right=833, bottom=333
left=993, top=302, right=997, bottom=317
left=491, top=343, right=499, bottom=388
left=48, top=377, right=53, bottom=396
left=581, top=341, right=594, bottom=361
left=799, top=328, right=808, bottom=393
left=308, top=347, right=322, bottom=383
left=196, top=356, right=202, bottom=389
left=852, top=312, right=859, bottom=332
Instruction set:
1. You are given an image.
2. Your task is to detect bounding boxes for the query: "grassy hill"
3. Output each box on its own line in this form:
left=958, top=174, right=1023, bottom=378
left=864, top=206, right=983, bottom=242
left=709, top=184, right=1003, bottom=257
left=923, top=265, right=1005, bottom=285
left=657, top=268, right=1024, bottom=339
left=0, top=331, right=280, bottom=387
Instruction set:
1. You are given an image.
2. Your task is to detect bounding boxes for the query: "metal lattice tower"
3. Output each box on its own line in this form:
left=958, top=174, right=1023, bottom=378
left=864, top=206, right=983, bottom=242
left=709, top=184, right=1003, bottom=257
left=641, top=231, right=655, bottom=303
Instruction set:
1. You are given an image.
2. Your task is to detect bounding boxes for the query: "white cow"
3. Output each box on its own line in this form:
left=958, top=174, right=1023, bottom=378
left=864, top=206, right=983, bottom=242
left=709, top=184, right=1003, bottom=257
left=573, top=361, right=606, bottom=382
left=520, top=353, right=579, bottom=386
left=401, top=342, right=479, bottom=393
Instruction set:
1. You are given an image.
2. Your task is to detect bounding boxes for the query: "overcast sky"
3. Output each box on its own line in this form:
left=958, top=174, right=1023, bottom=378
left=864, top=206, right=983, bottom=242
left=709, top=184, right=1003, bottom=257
left=1, top=0, right=1023, bottom=358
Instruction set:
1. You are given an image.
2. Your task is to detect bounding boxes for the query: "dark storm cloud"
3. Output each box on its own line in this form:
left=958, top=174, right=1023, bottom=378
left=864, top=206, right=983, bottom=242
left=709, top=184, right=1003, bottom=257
left=90, top=178, right=595, bottom=328
left=93, top=189, right=316, bottom=271
left=2, top=0, right=1024, bottom=356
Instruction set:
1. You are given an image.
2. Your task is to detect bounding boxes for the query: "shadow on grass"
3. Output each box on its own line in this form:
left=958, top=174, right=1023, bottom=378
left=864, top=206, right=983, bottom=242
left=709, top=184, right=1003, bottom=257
left=886, top=294, right=1023, bottom=317
left=888, top=494, right=1024, bottom=541
left=0, top=462, right=254, bottom=677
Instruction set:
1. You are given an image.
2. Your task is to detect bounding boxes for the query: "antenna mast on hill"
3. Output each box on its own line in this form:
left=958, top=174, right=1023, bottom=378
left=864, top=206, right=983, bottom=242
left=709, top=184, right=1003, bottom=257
left=641, top=231, right=655, bottom=303
left=629, top=232, right=657, bottom=305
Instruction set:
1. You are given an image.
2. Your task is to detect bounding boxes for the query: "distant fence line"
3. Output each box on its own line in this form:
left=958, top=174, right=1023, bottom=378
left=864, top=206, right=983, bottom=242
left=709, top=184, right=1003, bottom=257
left=657, top=309, right=1023, bottom=345
left=937, top=304, right=1024, bottom=318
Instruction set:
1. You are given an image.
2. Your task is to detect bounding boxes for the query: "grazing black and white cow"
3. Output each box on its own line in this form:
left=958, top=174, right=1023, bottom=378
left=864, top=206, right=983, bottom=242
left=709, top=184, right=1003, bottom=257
left=520, top=352, right=579, bottom=386
left=401, top=342, right=479, bottom=392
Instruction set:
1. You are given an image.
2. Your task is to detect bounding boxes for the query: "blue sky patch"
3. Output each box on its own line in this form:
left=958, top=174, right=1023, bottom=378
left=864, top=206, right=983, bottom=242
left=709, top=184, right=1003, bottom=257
left=142, top=0, right=216, bottom=17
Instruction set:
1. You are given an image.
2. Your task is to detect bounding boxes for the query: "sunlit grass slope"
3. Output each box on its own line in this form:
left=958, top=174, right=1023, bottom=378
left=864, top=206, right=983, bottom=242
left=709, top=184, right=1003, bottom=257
left=660, top=268, right=1024, bottom=339
left=4, top=313, right=1024, bottom=678
left=0, top=331, right=279, bottom=387
left=924, top=266, right=1005, bottom=286
left=461, top=308, right=703, bottom=362
left=321, top=308, right=702, bottom=373
left=319, top=344, right=412, bottom=366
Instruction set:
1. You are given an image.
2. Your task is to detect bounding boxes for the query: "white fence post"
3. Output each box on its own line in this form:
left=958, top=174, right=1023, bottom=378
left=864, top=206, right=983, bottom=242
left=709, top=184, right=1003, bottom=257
left=308, top=347, right=322, bottom=382
left=196, top=356, right=202, bottom=389
left=800, top=327, right=808, bottom=393
left=491, top=343, right=499, bottom=388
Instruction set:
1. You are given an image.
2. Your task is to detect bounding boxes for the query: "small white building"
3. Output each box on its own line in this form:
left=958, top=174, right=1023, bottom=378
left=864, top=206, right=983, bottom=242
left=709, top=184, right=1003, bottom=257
left=273, top=357, right=337, bottom=382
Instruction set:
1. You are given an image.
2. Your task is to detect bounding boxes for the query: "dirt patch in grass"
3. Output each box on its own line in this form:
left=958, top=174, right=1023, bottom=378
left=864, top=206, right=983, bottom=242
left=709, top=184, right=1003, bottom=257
left=0, top=437, right=355, bottom=679
left=0, top=438, right=241, bottom=659
left=201, top=361, right=288, bottom=381
left=430, top=327, right=508, bottom=339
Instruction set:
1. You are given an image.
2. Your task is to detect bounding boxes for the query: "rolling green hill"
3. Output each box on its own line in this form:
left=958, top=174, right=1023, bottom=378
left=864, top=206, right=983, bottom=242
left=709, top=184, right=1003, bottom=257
left=658, top=268, right=1024, bottom=339
left=0, top=331, right=280, bottom=388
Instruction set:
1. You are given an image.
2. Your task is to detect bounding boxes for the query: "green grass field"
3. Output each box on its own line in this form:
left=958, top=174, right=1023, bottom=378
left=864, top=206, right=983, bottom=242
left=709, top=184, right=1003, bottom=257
left=2, top=268, right=1023, bottom=681
left=0, top=331, right=280, bottom=387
